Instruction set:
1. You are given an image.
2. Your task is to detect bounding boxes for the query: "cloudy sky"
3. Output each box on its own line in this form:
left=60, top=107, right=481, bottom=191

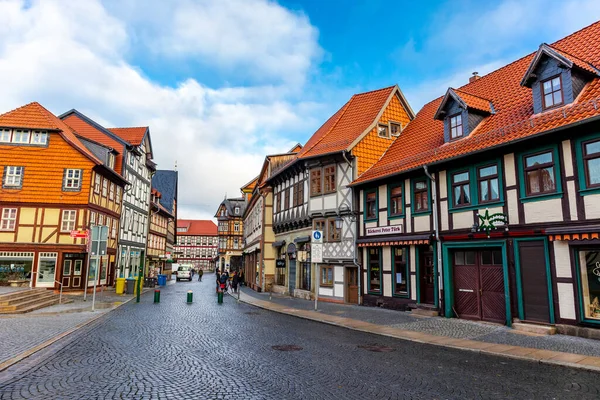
left=0, top=0, right=599, bottom=220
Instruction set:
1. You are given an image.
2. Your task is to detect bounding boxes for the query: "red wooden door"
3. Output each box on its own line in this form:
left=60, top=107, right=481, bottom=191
left=420, top=247, right=435, bottom=304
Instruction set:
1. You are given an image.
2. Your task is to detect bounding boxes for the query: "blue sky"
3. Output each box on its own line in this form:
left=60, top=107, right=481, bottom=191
left=0, top=0, right=599, bottom=219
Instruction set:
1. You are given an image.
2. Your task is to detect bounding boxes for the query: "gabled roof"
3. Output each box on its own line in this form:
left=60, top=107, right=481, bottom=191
left=152, top=170, right=178, bottom=215
left=297, top=85, right=415, bottom=159
left=177, top=220, right=217, bottom=236
left=353, top=20, right=600, bottom=186
left=214, top=197, right=247, bottom=218
left=434, top=88, right=494, bottom=119
left=108, top=127, right=148, bottom=146
left=241, top=176, right=259, bottom=193
left=0, top=102, right=102, bottom=164
left=521, top=43, right=600, bottom=87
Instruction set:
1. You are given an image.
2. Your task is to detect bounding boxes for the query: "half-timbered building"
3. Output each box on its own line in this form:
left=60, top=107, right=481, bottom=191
left=175, top=220, right=218, bottom=270
left=0, top=102, right=126, bottom=290
left=215, top=197, right=248, bottom=272
left=146, top=188, right=174, bottom=276
left=152, top=169, right=178, bottom=275
left=351, top=21, right=600, bottom=333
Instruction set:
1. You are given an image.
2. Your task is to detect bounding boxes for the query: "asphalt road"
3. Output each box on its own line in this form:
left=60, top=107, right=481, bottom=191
left=1, top=275, right=599, bottom=399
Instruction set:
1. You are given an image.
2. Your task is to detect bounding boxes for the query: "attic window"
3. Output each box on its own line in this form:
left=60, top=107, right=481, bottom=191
left=390, top=122, right=401, bottom=136
left=377, top=124, right=390, bottom=138
left=235, top=207, right=240, bottom=214
left=449, top=114, right=463, bottom=139
left=541, top=76, right=563, bottom=110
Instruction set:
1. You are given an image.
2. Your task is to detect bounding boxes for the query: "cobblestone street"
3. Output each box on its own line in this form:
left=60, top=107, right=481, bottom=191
left=1, top=275, right=600, bottom=399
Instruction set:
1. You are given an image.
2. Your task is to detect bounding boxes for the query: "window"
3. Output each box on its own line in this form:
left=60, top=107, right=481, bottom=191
left=107, top=153, right=115, bottom=169
left=12, top=130, right=30, bottom=143
left=31, top=131, right=48, bottom=145
left=541, top=76, right=563, bottom=110
left=129, top=153, right=135, bottom=167
left=320, top=266, right=333, bottom=286
left=94, top=174, right=100, bottom=193
left=577, top=249, right=600, bottom=321
left=365, top=190, right=377, bottom=220
left=392, top=247, right=408, bottom=296
left=389, top=184, right=403, bottom=217
left=63, top=169, right=82, bottom=191
left=0, top=129, right=11, bottom=142
left=277, top=192, right=282, bottom=213
left=523, top=151, right=556, bottom=196
left=300, top=261, right=311, bottom=291
left=368, top=247, right=381, bottom=293
left=233, top=238, right=239, bottom=249
left=102, top=178, right=108, bottom=197
left=413, top=180, right=429, bottom=212
left=377, top=124, right=389, bottom=138
left=235, top=207, right=240, bottom=215
left=313, top=219, right=326, bottom=237
left=327, top=218, right=341, bottom=242
left=3, top=166, right=24, bottom=188
left=324, top=165, right=336, bottom=193
left=1, top=208, right=17, bottom=230
left=109, top=182, right=115, bottom=200
left=116, top=186, right=122, bottom=203
left=285, top=187, right=291, bottom=210
left=310, top=169, right=322, bottom=196
left=234, top=223, right=240, bottom=232
left=61, top=210, right=77, bottom=232
left=478, top=165, right=500, bottom=203
left=449, top=114, right=463, bottom=139
left=390, top=122, right=402, bottom=136
left=451, top=171, right=471, bottom=207
left=297, top=180, right=304, bottom=206
left=583, top=139, right=600, bottom=188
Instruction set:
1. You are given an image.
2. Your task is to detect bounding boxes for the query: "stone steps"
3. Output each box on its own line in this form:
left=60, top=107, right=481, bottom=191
left=512, top=322, right=557, bottom=335
left=0, top=288, right=71, bottom=314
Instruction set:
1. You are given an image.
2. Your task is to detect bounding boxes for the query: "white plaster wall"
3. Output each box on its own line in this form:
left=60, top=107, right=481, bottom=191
left=379, top=211, right=388, bottom=226
left=323, top=194, right=336, bottom=210
left=414, top=215, right=429, bottom=232
left=383, top=275, right=391, bottom=297
left=567, top=181, right=578, bottom=221
left=507, top=189, right=519, bottom=225
left=378, top=185, right=387, bottom=208
left=365, top=221, right=378, bottom=229
left=524, top=198, right=563, bottom=223
left=382, top=247, right=392, bottom=271
left=410, top=275, right=417, bottom=301
left=440, top=200, right=449, bottom=231
left=320, top=287, right=334, bottom=297
left=410, top=246, right=416, bottom=272
left=439, top=170, right=447, bottom=198
left=557, top=282, right=576, bottom=320
left=335, top=266, right=344, bottom=282
left=452, top=211, right=473, bottom=230
left=562, top=140, right=574, bottom=177
left=504, top=153, right=516, bottom=187
left=405, top=207, right=412, bottom=233
left=389, top=219, right=403, bottom=226
left=584, top=193, right=600, bottom=219
left=553, top=241, right=572, bottom=278
left=309, top=198, right=320, bottom=211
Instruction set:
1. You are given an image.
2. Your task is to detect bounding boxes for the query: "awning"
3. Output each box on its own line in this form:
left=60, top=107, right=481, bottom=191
left=357, top=234, right=430, bottom=247
left=243, top=242, right=261, bottom=254
left=272, top=240, right=286, bottom=247
left=294, top=236, right=311, bottom=244
left=549, top=233, right=600, bottom=241
left=547, top=225, right=600, bottom=241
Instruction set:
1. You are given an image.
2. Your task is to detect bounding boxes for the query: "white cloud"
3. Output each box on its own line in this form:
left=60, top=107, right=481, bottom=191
left=0, top=0, right=323, bottom=220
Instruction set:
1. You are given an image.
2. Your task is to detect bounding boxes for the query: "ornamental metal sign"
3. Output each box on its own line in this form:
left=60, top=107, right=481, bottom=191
left=476, top=209, right=508, bottom=237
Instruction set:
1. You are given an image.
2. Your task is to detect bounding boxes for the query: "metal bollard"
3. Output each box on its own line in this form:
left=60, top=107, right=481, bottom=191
left=154, top=289, right=160, bottom=303
left=217, top=290, right=223, bottom=304
left=187, top=290, right=193, bottom=303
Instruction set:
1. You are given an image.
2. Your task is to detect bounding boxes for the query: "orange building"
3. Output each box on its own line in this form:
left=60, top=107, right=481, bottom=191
left=0, top=103, right=127, bottom=290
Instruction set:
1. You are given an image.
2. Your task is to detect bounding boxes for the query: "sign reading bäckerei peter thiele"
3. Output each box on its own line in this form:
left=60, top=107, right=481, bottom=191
left=365, top=225, right=402, bottom=236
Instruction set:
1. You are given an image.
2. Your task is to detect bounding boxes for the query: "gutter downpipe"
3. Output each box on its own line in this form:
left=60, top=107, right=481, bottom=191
left=423, top=165, right=443, bottom=310
left=343, top=151, right=362, bottom=305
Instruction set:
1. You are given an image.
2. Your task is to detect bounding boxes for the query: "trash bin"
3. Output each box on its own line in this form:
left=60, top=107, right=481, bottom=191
left=125, top=278, right=136, bottom=295
left=116, top=278, right=126, bottom=295
left=158, top=274, right=167, bottom=286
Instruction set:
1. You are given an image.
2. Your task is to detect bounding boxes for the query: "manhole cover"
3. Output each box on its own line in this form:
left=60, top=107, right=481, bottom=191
left=272, top=345, right=303, bottom=351
left=245, top=312, right=260, bottom=315
left=357, top=344, right=395, bottom=352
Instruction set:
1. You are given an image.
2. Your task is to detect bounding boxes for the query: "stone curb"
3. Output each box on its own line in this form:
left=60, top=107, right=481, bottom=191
left=0, top=291, right=148, bottom=372
left=233, top=292, right=600, bottom=373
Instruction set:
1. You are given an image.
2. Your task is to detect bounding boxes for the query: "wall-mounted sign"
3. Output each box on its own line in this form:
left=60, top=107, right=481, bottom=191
left=311, top=230, right=323, bottom=244
left=366, top=225, right=402, bottom=236
left=476, top=209, right=508, bottom=237
left=312, top=244, right=323, bottom=263
left=276, top=259, right=286, bottom=268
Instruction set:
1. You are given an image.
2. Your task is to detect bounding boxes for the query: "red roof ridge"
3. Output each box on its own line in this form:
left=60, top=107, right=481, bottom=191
left=108, top=126, right=149, bottom=130
left=298, top=100, right=351, bottom=157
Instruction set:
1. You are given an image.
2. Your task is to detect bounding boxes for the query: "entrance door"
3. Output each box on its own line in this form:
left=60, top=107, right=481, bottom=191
left=419, top=246, right=435, bottom=304
left=517, top=241, right=551, bottom=323
left=61, top=258, right=84, bottom=289
left=346, top=267, right=358, bottom=304
left=288, top=259, right=296, bottom=294
left=453, top=249, right=506, bottom=324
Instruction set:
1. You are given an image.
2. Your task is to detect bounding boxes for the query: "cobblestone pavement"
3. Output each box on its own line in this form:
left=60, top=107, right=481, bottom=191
left=1, top=275, right=600, bottom=399
left=242, top=289, right=600, bottom=357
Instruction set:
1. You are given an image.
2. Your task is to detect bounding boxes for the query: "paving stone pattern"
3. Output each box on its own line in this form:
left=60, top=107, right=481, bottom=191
left=1, top=275, right=600, bottom=399
left=244, top=289, right=600, bottom=357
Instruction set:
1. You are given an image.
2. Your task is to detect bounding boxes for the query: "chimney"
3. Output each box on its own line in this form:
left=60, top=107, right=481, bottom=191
left=469, top=72, right=480, bottom=83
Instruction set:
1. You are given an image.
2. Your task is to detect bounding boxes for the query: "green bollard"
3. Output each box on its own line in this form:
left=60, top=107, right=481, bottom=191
left=187, top=290, right=193, bottom=303
left=217, top=290, right=223, bottom=304
left=154, top=289, right=160, bottom=303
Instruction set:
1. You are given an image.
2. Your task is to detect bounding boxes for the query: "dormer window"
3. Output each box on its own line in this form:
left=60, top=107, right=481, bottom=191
left=235, top=206, right=240, bottom=214
left=377, top=124, right=390, bottom=138
left=390, top=122, right=401, bottom=136
left=107, top=153, right=115, bottom=169
left=541, top=76, right=563, bottom=110
left=449, top=114, right=463, bottom=139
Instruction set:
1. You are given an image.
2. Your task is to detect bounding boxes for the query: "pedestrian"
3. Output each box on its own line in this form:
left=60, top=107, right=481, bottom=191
left=232, top=271, right=239, bottom=293
left=219, top=271, right=229, bottom=293
left=198, top=269, right=203, bottom=282
left=191, top=268, right=195, bottom=279
left=239, top=269, right=244, bottom=286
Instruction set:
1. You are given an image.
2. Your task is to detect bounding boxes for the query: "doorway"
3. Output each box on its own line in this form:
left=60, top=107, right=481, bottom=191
left=346, top=267, right=358, bottom=304
left=516, top=240, right=552, bottom=323
left=419, top=246, right=435, bottom=304
left=61, top=255, right=84, bottom=289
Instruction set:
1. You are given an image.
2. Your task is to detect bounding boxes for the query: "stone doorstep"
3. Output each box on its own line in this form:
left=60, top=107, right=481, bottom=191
left=512, top=322, right=557, bottom=335
left=410, top=308, right=440, bottom=317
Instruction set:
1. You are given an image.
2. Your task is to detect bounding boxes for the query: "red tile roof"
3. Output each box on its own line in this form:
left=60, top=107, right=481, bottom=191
left=0, top=102, right=102, bottom=164
left=298, top=86, right=396, bottom=158
left=353, top=20, right=600, bottom=185
left=108, top=127, right=147, bottom=146
left=177, top=219, right=218, bottom=236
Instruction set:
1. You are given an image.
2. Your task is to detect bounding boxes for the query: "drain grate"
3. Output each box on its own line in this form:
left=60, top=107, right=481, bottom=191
left=272, top=345, right=303, bottom=351
left=357, top=344, right=396, bottom=352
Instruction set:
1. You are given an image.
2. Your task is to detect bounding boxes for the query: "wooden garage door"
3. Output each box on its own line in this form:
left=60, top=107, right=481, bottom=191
left=517, top=241, right=551, bottom=323
left=453, top=249, right=505, bottom=324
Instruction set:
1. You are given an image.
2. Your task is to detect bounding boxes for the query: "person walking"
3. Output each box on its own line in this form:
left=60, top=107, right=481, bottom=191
left=232, top=271, right=239, bottom=293
left=219, top=270, right=229, bottom=293
left=239, top=269, right=244, bottom=287
left=198, top=269, right=203, bottom=282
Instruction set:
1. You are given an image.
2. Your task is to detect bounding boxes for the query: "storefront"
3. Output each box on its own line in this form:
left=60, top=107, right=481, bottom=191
left=0, top=252, right=34, bottom=286
left=576, top=247, right=600, bottom=323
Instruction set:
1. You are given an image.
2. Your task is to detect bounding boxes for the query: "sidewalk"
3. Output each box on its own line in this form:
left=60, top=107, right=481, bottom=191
left=233, top=287, right=600, bottom=372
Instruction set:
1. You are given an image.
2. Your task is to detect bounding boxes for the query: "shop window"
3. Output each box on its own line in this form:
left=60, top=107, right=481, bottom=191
left=451, top=171, right=471, bottom=207
left=392, top=247, right=409, bottom=296
left=276, top=259, right=286, bottom=286
left=368, top=247, right=382, bottom=293
left=578, top=250, right=600, bottom=321
left=320, top=266, right=333, bottom=287
left=412, top=179, right=429, bottom=213
left=324, top=165, right=336, bottom=193
left=310, top=169, right=322, bottom=196
left=478, top=165, right=500, bottom=203
left=364, top=190, right=377, bottom=221
left=327, top=218, right=341, bottom=242
left=388, top=184, right=403, bottom=217
left=300, top=262, right=311, bottom=291
left=0, top=252, right=33, bottom=281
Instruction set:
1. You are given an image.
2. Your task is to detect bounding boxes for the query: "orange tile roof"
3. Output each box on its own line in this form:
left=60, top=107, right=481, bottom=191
left=453, top=89, right=493, bottom=113
left=108, top=127, right=147, bottom=146
left=177, top=219, right=218, bottom=236
left=354, top=20, right=600, bottom=185
left=298, top=86, right=396, bottom=158
left=0, top=102, right=102, bottom=164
